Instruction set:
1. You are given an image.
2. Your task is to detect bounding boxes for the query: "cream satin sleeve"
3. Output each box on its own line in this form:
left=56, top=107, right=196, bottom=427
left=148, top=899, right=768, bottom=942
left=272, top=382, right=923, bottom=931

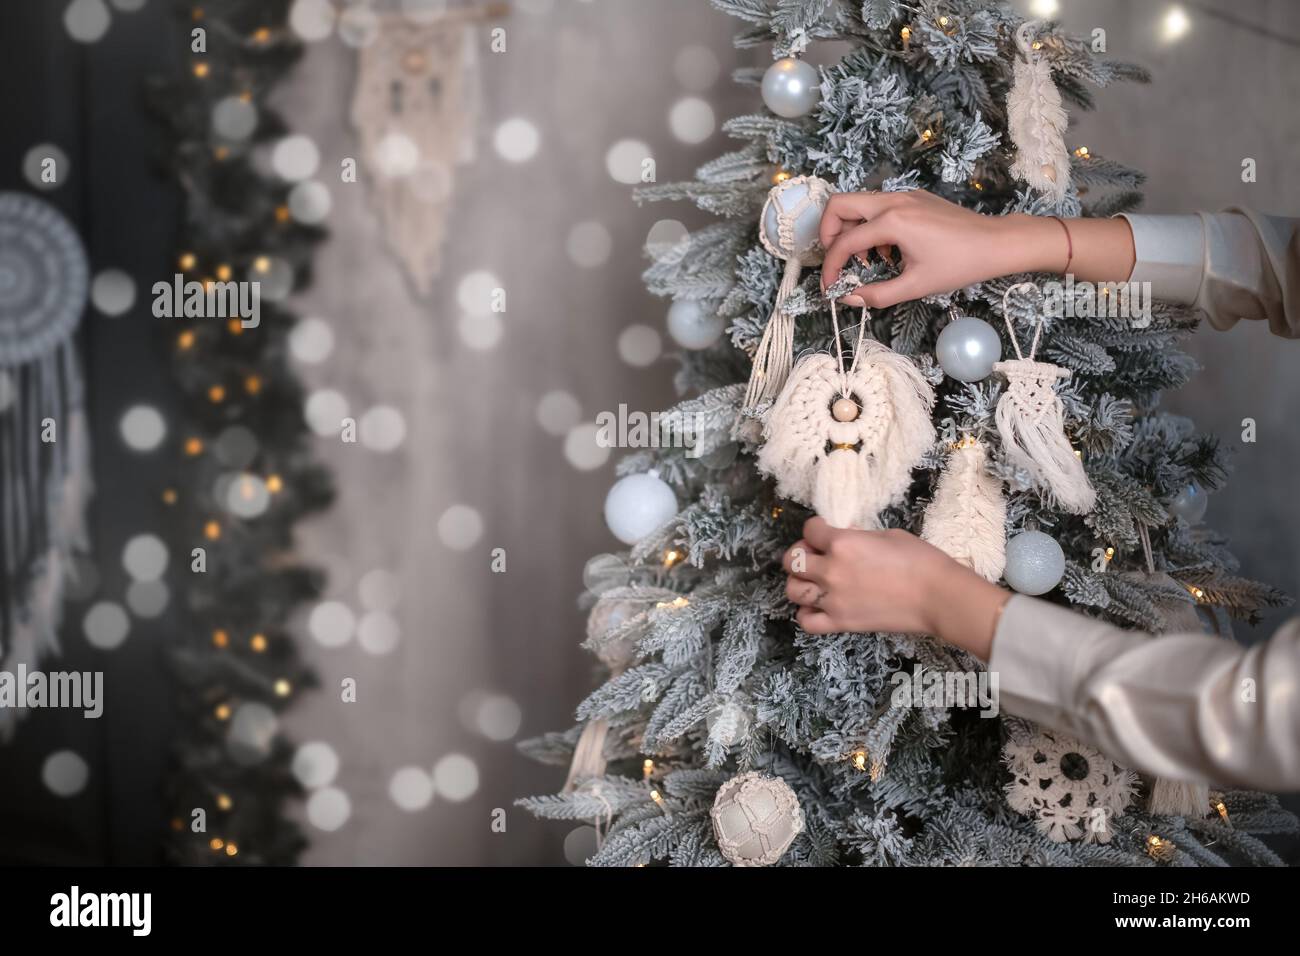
left=990, top=596, right=1300, bottom=791
left=1119, top=209, right=1300, bottom=337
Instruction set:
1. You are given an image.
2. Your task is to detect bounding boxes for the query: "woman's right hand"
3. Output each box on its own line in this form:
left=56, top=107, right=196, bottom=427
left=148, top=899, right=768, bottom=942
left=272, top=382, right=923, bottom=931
left=819, top=189, right=1070, bottom=308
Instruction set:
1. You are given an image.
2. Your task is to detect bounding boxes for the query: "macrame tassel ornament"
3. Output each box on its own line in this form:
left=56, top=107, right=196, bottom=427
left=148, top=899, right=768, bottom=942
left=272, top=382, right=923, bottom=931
left=758, top=287, right=935, bottom=529
left=994, top=283, right=1095, bottom=514
left=1148, top=778, right=1212, bottom=819
left=921, top=438, right=1006, bottom=581
left=744, top=175, right=833, bottom=413
left=1006, top=21, right=1070, bottom=203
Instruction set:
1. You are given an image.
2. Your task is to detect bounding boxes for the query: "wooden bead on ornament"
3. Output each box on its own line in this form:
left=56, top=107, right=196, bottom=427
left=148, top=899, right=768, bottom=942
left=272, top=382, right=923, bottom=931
left=831, top=396, right=860, bottom=422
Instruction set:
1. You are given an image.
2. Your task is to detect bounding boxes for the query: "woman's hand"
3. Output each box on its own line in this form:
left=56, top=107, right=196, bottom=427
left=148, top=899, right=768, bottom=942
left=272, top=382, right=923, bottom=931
left=781, top=517, right=1011, bottom=660
left=819, top=189, right=1136, bottom=308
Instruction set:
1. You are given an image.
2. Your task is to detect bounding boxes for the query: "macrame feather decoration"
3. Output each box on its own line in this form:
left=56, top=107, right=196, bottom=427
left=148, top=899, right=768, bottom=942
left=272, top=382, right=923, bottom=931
left=994, top=282, right=1095, bottom=514
left=758, top=287, right=935, bottom=529
left=921, top=438, right=1006, bottom=581
left=351, top=9, right=489, bottom=296
left=744, top=175, right=833, bottom=413
left=0, top=193, right=92, bottom=735
left=1006, top=20, right=1070, bottom=204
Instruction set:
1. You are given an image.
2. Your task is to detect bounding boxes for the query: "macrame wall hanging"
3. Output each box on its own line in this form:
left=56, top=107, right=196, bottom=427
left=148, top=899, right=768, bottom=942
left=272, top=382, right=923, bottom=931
left=0, top=192, right=92, bottom=729
left=758, top=281, right=935, bottom=529
left=994, top=282, right=1095, bottom=514
left=351, top=6, right=497, bottom=296
left=1006, top=20, right=1071, bottom=203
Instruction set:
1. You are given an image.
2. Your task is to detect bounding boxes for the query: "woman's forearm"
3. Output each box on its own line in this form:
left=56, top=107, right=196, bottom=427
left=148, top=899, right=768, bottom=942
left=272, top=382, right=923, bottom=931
left=991, top=213, right=1138, bottom=285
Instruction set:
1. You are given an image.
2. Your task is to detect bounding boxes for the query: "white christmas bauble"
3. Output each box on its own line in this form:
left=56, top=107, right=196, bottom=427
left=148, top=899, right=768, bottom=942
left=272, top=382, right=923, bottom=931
left=936, top=316, right=1002, bottom=382
left=710, top=772, right=804, bottom=867
left=603, top=472, right=678, bottom=545
left=706, top=698, right=752, bottom=748
left=761, top=175, right=832, bottom=266
left=761, top=57, right=820, bottom=118
left=666, top=298, right=725, bottom=350
left=1168, top=483, right=1208, bottom=525
left=1004, top=530, right=1065, bottom=596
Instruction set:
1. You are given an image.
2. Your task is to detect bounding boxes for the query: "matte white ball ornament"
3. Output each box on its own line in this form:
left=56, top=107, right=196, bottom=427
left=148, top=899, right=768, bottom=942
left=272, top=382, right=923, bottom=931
left=666, top=298, right=725, bottom=350
left=761, top=57, right=820, bottom=118
left=710, top=772, right=804, bottom=867
left=936, top=315, right=1002, bottom=382
left=603, top=471, right=678, bottom=545
left=1004, top=530, right=1066, bottom=596
left=1168, top=483, right=1208, bottom=525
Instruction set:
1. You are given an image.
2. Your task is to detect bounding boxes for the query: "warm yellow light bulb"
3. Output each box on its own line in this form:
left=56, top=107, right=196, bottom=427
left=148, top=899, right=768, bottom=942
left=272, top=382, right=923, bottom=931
left=212, top=628, right=229, bottom=648
left=179, top=252, right=197, bottom=271
left=208, top=384, right=225, bottom=403
left=274, top=679, right=292, bottom=697
left=177, top=329, right=195, bottom=350
left=215, top=264, right=232, bottom=281
left=193, top=62, right=209, bottom=78
left=184, top=436, right=204, bottom=456
left=266, top=474, right=284, bottom=494
left=852, top=751, right=868, bottom=772
left=217, top=793, right=232, bottom=811
left=209, top=837, right=224, bottom=851
left=204, top=520, right=221, bottom=540
left=214, top=703, right=231, bottom=720
left=250, top=633, right=268, bottom=653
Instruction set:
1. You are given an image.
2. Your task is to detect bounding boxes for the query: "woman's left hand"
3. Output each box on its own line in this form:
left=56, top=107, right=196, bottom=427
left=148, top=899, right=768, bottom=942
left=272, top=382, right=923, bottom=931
left=781, top=517, right=1009, bottom=659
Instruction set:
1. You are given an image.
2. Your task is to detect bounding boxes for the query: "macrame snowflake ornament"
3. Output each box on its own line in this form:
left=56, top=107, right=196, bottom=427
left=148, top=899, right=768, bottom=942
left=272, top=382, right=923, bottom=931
left=1004, top=729, right=1137, bottom=843
left=710, top=772, right=804, bottom=867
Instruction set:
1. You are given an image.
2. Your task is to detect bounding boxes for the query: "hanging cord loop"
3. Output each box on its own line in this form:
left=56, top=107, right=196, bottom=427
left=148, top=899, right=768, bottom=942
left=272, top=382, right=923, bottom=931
left=1001, top=280, right=1045, bottom=360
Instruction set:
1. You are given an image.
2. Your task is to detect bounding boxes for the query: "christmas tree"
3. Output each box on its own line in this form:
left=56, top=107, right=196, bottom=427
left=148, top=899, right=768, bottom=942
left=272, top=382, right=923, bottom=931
left=520, top=0, right=1296, bottom=866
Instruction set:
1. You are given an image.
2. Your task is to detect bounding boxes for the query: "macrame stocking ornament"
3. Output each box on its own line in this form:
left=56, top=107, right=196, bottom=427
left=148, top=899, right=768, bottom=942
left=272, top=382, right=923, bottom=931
left=994, top=283, right=1095, bottom=514
left=921, top=438, right=1006, bottom=581
left=758, top=289, right=935, bottom=529
left=1006, top=20, right=1070, bottom=203
left=744, top=175, right=833, bottom=413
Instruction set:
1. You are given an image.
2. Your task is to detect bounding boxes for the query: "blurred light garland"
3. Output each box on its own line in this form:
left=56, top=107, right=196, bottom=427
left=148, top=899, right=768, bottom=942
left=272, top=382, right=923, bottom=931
left=147, top=0, right=333, bottom=864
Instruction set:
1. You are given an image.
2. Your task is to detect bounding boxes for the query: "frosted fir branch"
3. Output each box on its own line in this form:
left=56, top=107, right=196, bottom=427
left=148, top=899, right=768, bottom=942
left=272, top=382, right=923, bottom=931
left=1172, top=570, right=1292, bottom=624
left=938, top=112, right=1001, bottom=183
left=1071, top=154, right=1147, bottom=191
left=1071, top=393, right=1134, bottom=456
left=644, top=673, right=711, bottom=751
left=730, top=66, right=766, bottom=87
left=1098, top=572, right=1166, bottom=629
left=714, top=597, right=767, bottom=694
left=516, top=725, right=582, bottom=766
left=1061, top=562, right=1112, bottom=610
left=639, top=595, right=726, bottom=667
left=1083, top=189, right=1145, bottom=219
left=589, top=809, right=705, bottom=867
left=642, top=220, right=750, bottom=301
left=634, top=179, right=768, bottom=219
left=1043, top=332, right=1117, bottom=377
left=915, top=5, right=1000, bottom=69
left=709, top=0, right=772, bottom=27
left=860, top=0, right=903, bottom=30
left=576, top=662, right=675, bottom=720
left=669, top=818, right=728, bottom=866
left=516, top=777, right=655, bottom=822
left=696, top=142, right=770, bottom=185
left=662, top=767, right=729, bottom=800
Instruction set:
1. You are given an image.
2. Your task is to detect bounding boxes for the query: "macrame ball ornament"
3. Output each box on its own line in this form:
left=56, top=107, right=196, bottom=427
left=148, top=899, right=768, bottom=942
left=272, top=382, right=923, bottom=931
left=710, top=772, right=804, bottom=867
left=744, top=175, right=833, bottom=411
left=603, top=471, right=677, bottom=545
left=935, top=313, right=1001, bottom=382
left=1004, top=729, right=1136, bottom=843
left=761, top=56, right=820, bottom=118
left=1004, top=529, right=1065, bottom=595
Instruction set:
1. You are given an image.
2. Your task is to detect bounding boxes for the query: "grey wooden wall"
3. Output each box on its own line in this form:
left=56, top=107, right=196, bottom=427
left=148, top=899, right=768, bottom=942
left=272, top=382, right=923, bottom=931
left=275, top=0, right=1300, bottom=865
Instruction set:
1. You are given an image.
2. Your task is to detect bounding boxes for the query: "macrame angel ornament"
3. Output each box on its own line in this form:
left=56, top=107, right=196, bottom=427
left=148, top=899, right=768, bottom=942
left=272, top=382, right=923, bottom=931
left=921, top=438, right=1006, bottom=581
left=757, top=283, right=935, bottom=529
left=744, top=175, right=833, bottom=413
left=1006, top=20, right=1070, bottom=203
left=994, top=283, right=1095, bottom=514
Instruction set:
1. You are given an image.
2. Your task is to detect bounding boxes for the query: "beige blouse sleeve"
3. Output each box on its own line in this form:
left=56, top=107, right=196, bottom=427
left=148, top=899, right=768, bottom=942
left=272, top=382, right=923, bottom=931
left=989, top=596, right=1300, bottom=791
left=1119, top=209, right=1300, bottom=337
